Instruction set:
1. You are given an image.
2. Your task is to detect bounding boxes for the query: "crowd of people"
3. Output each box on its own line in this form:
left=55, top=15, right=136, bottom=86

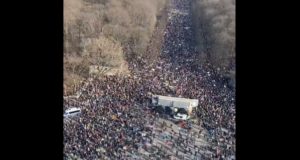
left=64, top=0, right=235, bottom=159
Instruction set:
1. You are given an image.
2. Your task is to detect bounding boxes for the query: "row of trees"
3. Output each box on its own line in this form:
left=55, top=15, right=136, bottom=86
left=191, top=0, right=235, bottom=87
left=64, top=0, right=167, bottom=94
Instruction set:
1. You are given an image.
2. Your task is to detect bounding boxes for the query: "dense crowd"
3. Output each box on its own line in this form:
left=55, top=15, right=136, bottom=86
left=64, top=0, right=235, bottom=159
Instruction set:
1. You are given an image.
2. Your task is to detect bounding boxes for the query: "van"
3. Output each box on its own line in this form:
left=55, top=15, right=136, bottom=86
left=173, top=113, right=190, bottom=120
left=64, top=107, right=81, bottom=117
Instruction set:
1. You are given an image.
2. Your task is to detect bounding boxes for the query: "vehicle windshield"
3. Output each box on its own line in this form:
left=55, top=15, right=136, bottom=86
left=69, top=110, right=80, bottom=114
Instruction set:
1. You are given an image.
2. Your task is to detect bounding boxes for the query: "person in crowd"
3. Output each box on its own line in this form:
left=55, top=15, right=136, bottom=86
left=64, top=0, right=235, bottom=159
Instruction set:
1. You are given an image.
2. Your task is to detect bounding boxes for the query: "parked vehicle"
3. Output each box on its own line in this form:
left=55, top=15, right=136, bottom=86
left=64, top=107, right=81, bottom=117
